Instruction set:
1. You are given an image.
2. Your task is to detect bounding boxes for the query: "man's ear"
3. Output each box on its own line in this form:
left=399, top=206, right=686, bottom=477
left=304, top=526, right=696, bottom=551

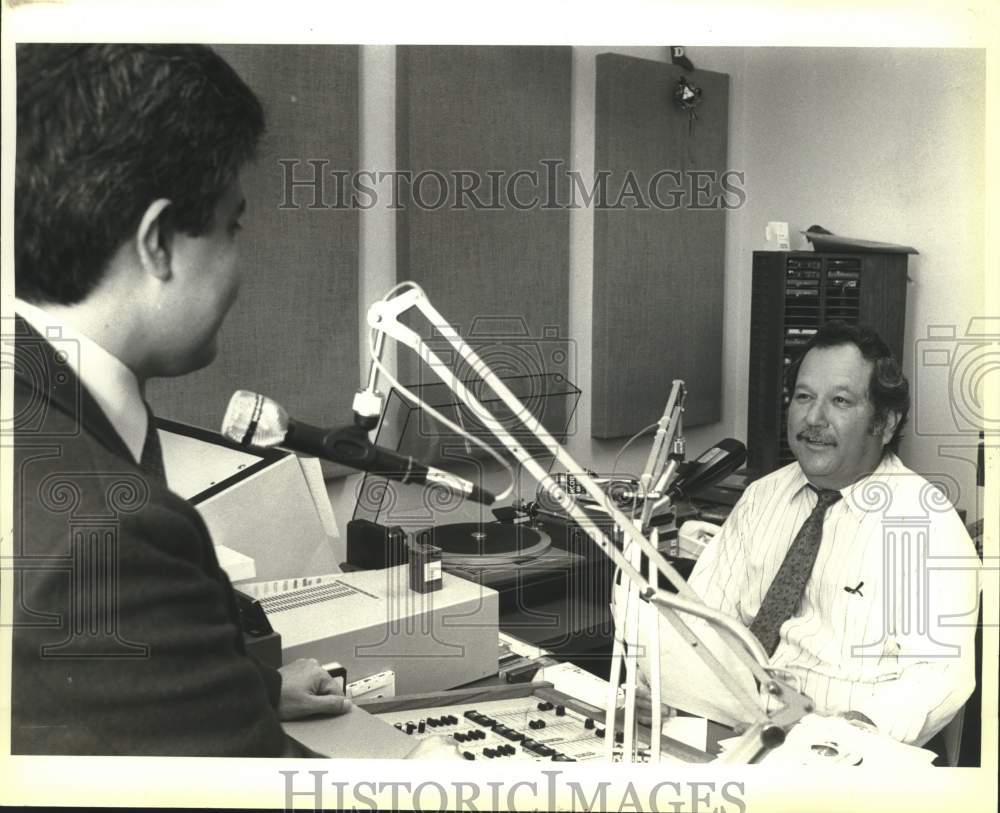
left=135, top=199, right=174, bottom=281
left=876, top=410, right=901, bottom=446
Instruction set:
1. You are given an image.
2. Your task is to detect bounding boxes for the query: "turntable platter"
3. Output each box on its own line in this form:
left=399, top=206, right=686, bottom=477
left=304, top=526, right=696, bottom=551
left=420, top=522, right=551, bottom=565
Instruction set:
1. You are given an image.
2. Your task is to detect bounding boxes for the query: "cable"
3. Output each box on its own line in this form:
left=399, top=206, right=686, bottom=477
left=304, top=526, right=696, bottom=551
left=612, top=422, right=659, bottom=477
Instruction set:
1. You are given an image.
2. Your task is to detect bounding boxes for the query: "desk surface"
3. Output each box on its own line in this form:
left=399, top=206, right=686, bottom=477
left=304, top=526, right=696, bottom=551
left=284, top=705, right=414, bottom=759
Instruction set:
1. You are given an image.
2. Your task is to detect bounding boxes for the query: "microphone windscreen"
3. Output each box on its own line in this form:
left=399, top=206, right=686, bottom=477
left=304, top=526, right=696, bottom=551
left=222, top=390, right=289, bottom=448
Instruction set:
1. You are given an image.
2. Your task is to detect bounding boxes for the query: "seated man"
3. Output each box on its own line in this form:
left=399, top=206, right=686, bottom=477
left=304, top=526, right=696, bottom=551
left=639, top=322, right=980, bottom=748
left=10, top=44, right=454, bottom=759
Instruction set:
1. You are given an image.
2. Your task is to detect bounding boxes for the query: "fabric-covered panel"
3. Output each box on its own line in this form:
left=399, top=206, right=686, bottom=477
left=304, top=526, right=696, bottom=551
left=149, top=45, right=360, bottom=442
left=395, top=46, right=572, bottom=393
left=592, top=53, right=729, bottom=438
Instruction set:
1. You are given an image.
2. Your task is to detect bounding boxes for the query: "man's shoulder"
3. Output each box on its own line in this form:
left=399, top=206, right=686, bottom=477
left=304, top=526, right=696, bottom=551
left=14, top=368, right=127, bottom=486
left=13, top=383, right=208, bottom=555
left=864, top=452, right=943, bottom=497
left=12, top=325, right=91, bottom=440
left=742, top=461, right=805, bottom=498
left=847, top=453, right=967, bottom=529
left=716, top=463, right=806, bottom=529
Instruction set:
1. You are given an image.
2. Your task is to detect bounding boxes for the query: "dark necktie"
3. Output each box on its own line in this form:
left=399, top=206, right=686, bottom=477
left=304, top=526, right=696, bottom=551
left=750, top=485, right=843, bottom=657
left=140, top=402, right=167, bottom=485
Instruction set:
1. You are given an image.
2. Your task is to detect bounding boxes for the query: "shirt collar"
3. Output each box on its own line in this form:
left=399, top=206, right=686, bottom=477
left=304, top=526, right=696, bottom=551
left=792, top=452, right=901, bottom=519
left=15, top=298, right=148, bottom=464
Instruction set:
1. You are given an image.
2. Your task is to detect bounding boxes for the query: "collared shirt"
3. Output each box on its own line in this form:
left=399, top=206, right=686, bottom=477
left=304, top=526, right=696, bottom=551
left=15, top=297, right=147, bottom=464
left=683, top=452, right=980, bottom=745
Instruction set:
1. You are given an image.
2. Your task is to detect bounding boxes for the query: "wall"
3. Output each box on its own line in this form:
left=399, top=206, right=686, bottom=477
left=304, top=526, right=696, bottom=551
left=328, top=45, right=987, bottom=547
left=149, top=46, right=361, bottom=447
left=692, top=46, right=986, bottom=521
left=565, top=46, right=732, bottom=488
left=329, top=45, right=731, bottom=538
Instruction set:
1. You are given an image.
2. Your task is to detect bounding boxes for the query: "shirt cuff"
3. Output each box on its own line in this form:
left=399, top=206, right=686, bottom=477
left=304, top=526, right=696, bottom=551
left=853, top=694, right=927, bottom=745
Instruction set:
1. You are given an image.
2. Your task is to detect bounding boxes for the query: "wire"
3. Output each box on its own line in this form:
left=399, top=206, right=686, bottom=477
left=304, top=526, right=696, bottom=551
left=612, top=422, right=659, bottom=477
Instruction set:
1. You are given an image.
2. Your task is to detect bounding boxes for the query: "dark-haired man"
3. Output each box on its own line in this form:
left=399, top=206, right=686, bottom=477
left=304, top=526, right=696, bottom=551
left=9, top=44, right=454, bottom=759
left=640, top=322, right=980, bottom=748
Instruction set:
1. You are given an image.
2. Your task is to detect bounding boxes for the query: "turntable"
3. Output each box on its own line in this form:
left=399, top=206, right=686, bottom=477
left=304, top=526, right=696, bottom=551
left=350, top=374, right=608, bottom=640
left=351, top=372, right=584, bottom=577
left=421, top=521, right=551, bottom=567
left=414, top=519, right=586, bottom=592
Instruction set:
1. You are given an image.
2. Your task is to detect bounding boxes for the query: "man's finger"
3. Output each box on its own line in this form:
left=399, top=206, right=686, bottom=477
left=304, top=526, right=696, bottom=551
left=314, top=669, right=345, bottom=695
left=634, top=683, right=653, bottom=712
left=307, top=693, right=352, bottom=715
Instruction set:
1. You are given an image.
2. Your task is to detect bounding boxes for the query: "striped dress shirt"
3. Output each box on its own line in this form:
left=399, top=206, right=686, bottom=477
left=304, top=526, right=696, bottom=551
left=681, top=453, right=980, bottom=745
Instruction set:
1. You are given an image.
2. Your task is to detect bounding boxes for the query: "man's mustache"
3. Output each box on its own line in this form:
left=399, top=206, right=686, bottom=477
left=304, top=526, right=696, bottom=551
left=797, top=432, right=837, bottom=445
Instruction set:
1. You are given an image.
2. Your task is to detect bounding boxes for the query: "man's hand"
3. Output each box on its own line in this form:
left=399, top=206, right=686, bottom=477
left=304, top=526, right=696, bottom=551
left=635, top=670, right=677, bottom=728
left=676, top=520, right=721, bottom=560
left=277, top=658, right=352, bottom=721
left=836, top=710, right=878, bottom=733
left=405, top=735, right=464, bottom=760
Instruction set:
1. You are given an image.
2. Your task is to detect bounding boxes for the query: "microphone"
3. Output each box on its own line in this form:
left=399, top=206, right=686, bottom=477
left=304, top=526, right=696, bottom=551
left=664, top=438, right=746, bottom=501
left=222, top=390, right=496, bottom=506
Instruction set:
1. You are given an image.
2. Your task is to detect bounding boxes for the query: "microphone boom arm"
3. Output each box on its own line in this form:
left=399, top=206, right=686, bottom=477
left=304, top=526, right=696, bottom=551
left=366, top=283, right=810, bottom=761
left=637, top=379, right=685, bottom=533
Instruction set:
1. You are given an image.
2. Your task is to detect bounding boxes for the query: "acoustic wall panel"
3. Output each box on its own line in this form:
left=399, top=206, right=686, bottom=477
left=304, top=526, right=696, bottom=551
left=396, top=46, right=572, bottom=392
left=592, top=53, right=729, bottom=438
left=149, top=45, right=360, bottom=445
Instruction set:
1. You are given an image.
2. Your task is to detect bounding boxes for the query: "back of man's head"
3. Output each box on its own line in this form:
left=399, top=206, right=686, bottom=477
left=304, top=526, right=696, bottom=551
left=785, top=320, right=911, bottom=454
left=15, top=44, right=264, bottom=306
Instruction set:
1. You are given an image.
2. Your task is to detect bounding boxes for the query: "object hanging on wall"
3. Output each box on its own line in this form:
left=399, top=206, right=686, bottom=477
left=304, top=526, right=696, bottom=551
left=674, top=75, right=702, bottom=134
left=674, top=76, right=702, bottom=111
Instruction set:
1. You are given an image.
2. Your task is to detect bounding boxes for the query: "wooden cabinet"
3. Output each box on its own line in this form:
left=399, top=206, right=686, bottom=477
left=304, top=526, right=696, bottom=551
left=747, top=251, right=909, bottom=475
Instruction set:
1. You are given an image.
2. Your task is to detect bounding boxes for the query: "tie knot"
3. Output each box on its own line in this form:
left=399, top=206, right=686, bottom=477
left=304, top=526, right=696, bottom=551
left=809, top=485, right=843, bottom=508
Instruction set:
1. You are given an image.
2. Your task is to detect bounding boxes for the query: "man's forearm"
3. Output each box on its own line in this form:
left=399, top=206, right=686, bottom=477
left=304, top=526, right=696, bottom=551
left=853, top=661, right=975, bottom=745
